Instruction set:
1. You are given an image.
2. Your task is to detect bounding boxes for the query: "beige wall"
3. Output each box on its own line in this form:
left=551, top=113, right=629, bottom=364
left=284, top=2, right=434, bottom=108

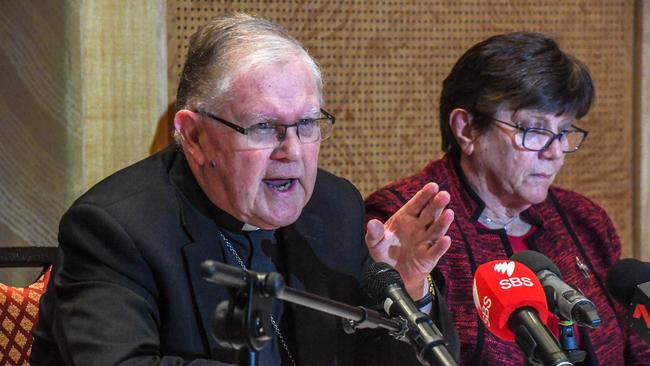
left=167, top=0, right=642, bottom=258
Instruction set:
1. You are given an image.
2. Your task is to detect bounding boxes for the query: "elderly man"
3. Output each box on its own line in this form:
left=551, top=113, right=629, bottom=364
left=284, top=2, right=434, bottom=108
left=31, top=13, right=457, bottom=365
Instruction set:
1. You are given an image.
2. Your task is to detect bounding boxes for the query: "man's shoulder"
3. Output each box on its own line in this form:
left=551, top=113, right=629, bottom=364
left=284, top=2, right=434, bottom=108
left=311, top=168, right=360, bottom=201
left=58, top=145, right=189, bottom=256
left=72, top=145, right=178, bottom=211
left=315, top=168, right=355, bottom=187
left=303, top=168, right=363, bottom=222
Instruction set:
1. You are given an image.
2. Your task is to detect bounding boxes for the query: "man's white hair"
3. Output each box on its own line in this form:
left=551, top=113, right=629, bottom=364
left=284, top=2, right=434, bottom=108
left=176, top=12, right=323, bottom=113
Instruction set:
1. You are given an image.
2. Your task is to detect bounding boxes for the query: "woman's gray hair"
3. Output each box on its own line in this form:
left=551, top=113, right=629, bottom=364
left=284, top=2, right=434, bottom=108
left=176, top=12, right=323, bottom=112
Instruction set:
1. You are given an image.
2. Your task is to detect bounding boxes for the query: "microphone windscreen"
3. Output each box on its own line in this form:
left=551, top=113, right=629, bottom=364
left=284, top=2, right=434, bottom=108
left=606, top=258, right=650, bottom=305
left=362, top=262, right=404, bottom=301
left=473, top=260, right=549, bottom=341
left=510, top=250, right=562, bottom=278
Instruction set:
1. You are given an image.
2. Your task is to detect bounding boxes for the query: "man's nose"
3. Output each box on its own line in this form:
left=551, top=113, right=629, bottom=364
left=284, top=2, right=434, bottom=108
left=274, top=126, right=302, bottom=159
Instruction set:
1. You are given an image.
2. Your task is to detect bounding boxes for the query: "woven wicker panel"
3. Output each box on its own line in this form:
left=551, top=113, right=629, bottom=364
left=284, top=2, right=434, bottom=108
left=167, top=1, right=634, bottom=256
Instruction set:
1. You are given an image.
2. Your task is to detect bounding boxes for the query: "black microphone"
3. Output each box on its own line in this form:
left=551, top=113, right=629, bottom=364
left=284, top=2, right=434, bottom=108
left=362, top=262, right=457, bottom=366
left=511, top=251, right=601, bottom=328
left=201, top=259, right=285, bottom=295
left=606, top=258, right=650, bottom=344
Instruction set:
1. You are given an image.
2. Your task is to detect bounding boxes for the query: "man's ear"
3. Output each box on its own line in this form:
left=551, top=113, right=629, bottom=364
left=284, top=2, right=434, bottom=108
left=449, top=108, right=477, bottom=155
left=174, top=109, right=207, bottom=166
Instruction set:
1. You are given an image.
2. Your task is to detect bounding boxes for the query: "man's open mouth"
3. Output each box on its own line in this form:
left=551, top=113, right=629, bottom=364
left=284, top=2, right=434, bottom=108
left=264, top=179, right=294, bottom=192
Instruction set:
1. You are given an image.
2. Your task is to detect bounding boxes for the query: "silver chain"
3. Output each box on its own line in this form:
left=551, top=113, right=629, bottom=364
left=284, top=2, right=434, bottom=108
left=217, top=230, right=297, bottom=366
left=479, top=210, right=519, bottom=233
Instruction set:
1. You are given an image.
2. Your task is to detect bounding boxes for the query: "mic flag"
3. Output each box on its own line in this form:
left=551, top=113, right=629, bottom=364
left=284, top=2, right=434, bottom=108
left=473, top=260, right=549, bottom=341
left=606, top=258, right=650, bottom=344
left=630, top=282, right=650, bottom=344
left=473, top=260, right=572, bottom=366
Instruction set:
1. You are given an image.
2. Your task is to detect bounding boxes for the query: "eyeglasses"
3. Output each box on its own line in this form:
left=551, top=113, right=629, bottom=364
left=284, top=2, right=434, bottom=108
left=486, top=116, right=588, bottom=153
left=194, top=109, right=336, bottom=150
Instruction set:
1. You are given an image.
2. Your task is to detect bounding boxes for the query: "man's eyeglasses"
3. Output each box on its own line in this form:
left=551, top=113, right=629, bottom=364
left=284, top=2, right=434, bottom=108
left=484, top=115, right=588, bottom=153
left=194, top=109, right=335, bottom=150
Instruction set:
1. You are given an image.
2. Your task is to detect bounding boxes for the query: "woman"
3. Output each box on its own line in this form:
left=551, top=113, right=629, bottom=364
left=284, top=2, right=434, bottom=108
left=365, top=32, right=650, bottom=365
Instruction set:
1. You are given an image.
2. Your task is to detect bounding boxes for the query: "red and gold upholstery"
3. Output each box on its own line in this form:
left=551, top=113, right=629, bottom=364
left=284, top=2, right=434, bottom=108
left=0, top=269, right=50, bottom=366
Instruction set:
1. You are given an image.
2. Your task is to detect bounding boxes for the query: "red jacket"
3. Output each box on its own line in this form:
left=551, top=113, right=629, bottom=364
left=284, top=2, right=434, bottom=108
left=365, top=155, right=650, bottom=365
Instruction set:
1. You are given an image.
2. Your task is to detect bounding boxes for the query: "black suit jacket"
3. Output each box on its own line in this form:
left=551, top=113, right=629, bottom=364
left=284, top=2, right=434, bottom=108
left=32, top=145, right=457, bottom=365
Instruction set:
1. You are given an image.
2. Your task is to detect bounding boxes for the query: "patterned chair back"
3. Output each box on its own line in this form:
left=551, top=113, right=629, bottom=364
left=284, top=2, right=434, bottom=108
left=0, top=247, right=58, bottom=366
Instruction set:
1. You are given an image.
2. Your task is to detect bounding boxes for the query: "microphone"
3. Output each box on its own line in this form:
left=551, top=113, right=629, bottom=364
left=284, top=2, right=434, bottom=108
left=201, top=259, right=285, bottom=295
left=363, top=262, right=458, bottom=366
left=473, top=260, right=572, bottom=366
left=605, top=258, right=650, bottom=344
left=511, top=250, right=601, bottom=328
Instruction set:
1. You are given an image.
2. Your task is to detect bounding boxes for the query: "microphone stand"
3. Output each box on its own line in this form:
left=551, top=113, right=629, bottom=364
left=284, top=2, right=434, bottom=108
left=202, top=260, right=457, bottom=366
left=210, top=267, right=279, bottom=366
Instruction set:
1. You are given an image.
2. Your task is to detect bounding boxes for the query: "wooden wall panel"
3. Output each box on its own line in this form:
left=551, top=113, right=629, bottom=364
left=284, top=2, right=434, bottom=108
left=167, top=1, right=636, bottom=256
left=635, top=0, right=650, bottom=261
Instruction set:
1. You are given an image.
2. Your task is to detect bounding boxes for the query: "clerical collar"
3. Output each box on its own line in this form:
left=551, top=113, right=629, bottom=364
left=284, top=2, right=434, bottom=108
left=169, top=150, right=261, bottom=233
left=241, top=223, right=260, bottom=231
left=207, top=204, right=261, bottom=233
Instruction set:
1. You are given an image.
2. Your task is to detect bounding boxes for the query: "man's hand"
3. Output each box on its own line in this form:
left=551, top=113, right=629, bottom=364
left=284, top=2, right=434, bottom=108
left=365, top=182, right=454, bottom=299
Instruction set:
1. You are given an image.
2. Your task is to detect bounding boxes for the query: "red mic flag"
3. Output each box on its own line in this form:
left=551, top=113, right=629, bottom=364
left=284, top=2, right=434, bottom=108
left=473, top=259, right=550, bottom=341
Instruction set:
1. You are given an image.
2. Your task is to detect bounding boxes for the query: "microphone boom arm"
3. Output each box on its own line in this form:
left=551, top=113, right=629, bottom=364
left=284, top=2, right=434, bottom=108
left=202, top=260, right=457, bottom=366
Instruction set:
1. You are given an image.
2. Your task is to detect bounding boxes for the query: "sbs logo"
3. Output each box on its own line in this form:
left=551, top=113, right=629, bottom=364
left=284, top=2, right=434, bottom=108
left=493, top=261, right=515, bottom=277
left=479, top=296, right=491, bottom=327
left=499, top=277, right=534, bottom=289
